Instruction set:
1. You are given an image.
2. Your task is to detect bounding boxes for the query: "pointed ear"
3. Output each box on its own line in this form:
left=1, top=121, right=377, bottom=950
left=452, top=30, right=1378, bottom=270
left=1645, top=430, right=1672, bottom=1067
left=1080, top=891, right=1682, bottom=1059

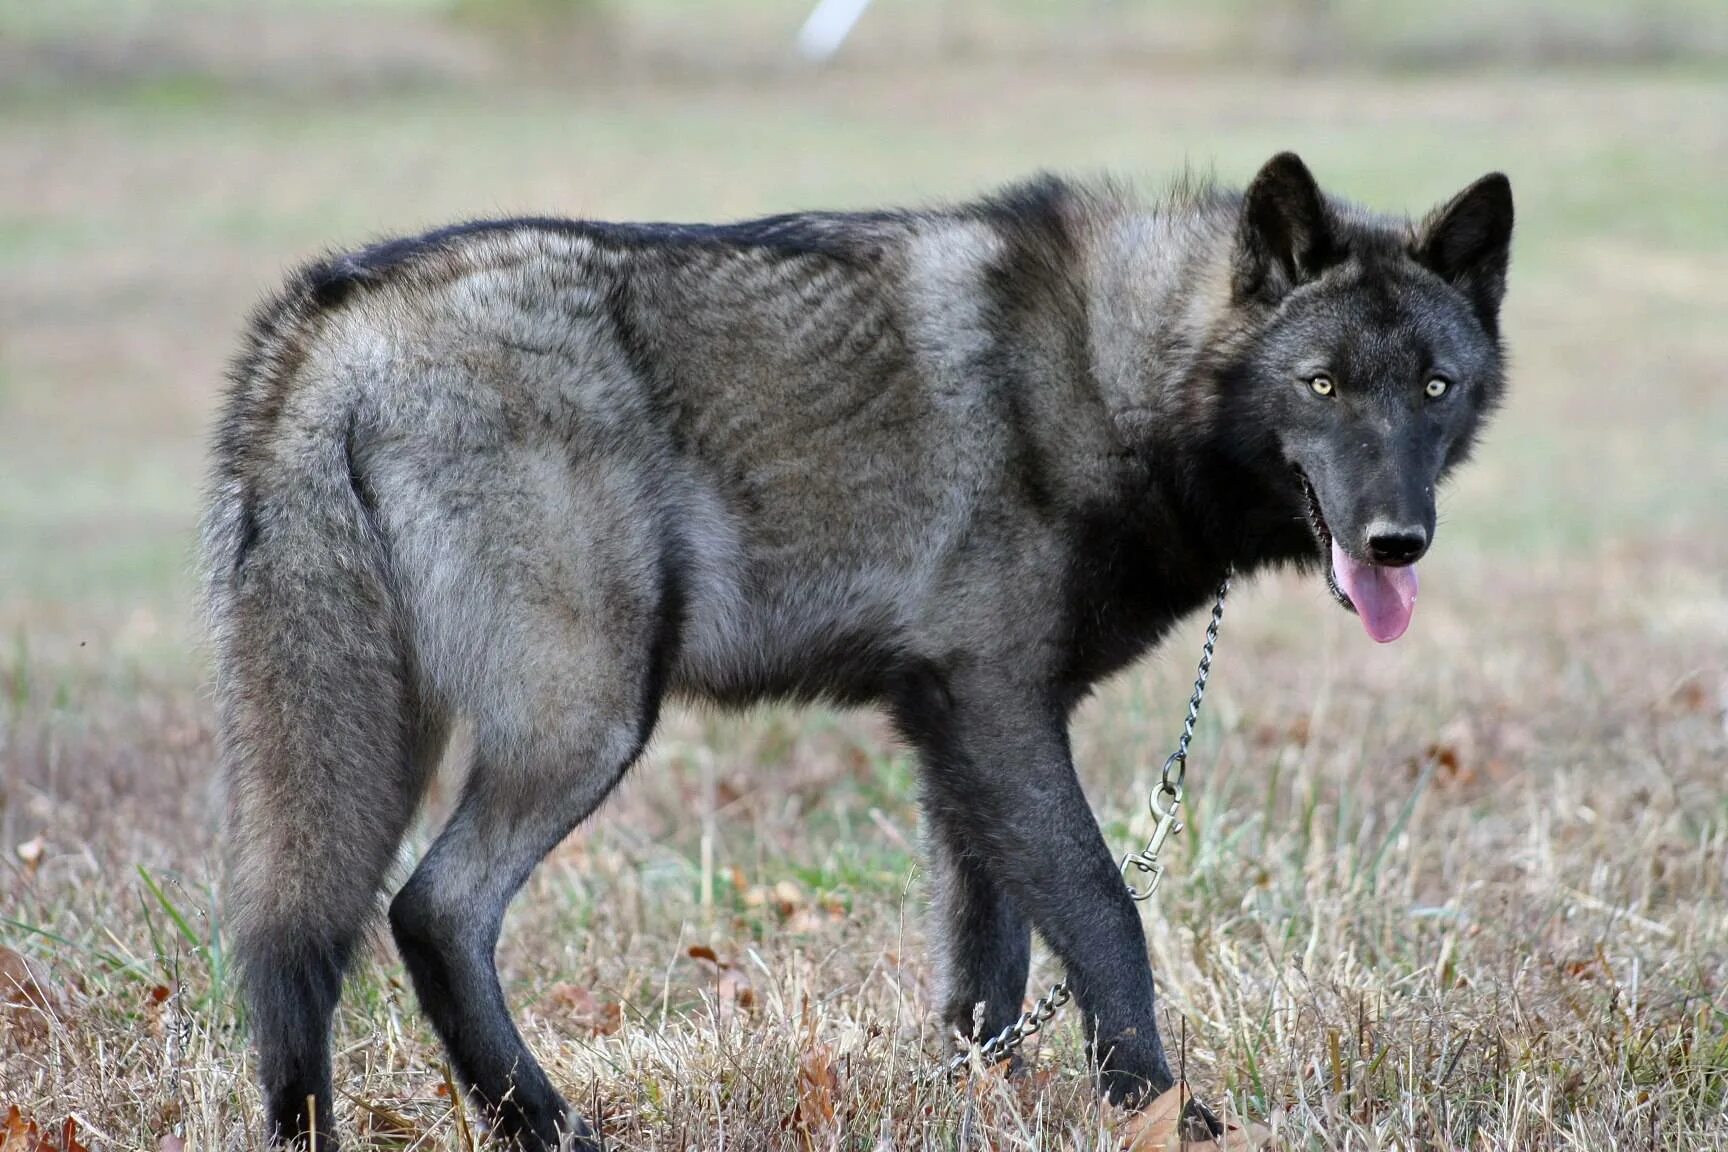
left=1416, top=172, right=1514, bottom=335
left=1233, top=152, right=1337, bottom=301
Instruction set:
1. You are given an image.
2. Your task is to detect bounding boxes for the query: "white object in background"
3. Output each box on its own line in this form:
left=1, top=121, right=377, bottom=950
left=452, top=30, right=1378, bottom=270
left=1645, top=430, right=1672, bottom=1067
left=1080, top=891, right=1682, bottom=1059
left=796, top=0, right=875, bottom=62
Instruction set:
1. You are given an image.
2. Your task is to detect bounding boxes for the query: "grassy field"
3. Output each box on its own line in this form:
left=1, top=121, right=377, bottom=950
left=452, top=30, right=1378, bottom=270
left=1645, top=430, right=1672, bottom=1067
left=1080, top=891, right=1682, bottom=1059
left=2, top=33, right=1727, bottom=1152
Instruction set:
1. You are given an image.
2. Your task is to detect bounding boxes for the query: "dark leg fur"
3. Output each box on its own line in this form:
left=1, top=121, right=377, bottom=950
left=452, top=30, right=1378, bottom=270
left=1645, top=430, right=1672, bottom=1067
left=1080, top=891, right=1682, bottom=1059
left=898, top=666, right=1175, bottom=1105
left=390, top=718, right=647, bottom=1150
left=921, top=801, right=1033, bottom=1046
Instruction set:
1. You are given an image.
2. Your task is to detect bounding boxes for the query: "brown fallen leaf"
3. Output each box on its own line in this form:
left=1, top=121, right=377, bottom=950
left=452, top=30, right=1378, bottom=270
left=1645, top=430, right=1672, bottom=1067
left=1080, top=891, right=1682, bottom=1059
left=0, top=947, right=60, bottom=1035
left=0, top=1106, right=83, bottom=1152
left=743, top=879, right=807, bottom=920
left=1419, top=717, right=1483, bottom=789
left=796, top=1043, right=840, bottom=1133
left=772, top=879, right=803, bottom=915
left=58, top=1119, right=90, bottom=1152
left=686, top=945, right=755, bottom=1023
left=1669, top=674, right=1711, bottom=714
left=142, top=981, right=176, bottom=1041
left=1, top=1106, right=42, bottom=1152
left=1119, top=1083, right=1186, bottom=1150
left=1118, top=1083, right=1276, bottom=1151
left=349, top=1092, right=424, bottom=1143
left=715, top=965, right=756, bottom=1024
left=157, top=1137, right=187, bottom=1152
left=546, top=982, right=622, bottom=1037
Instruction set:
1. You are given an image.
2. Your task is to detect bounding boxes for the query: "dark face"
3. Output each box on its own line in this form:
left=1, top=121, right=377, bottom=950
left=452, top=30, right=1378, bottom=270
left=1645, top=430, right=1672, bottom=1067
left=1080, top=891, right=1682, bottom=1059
left=1226, top=154, right=1514, bottom=642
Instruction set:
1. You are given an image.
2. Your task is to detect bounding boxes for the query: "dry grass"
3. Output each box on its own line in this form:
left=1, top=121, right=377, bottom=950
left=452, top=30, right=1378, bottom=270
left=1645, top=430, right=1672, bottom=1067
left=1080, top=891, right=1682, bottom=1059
left=2, top=48, right=1726, bottom=1151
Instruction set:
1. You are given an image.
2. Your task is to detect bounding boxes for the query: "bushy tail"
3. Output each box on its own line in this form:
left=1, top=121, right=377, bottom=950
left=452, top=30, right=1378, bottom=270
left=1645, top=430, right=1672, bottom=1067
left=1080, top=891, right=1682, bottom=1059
left=202, top=403, right=434, bottom=1144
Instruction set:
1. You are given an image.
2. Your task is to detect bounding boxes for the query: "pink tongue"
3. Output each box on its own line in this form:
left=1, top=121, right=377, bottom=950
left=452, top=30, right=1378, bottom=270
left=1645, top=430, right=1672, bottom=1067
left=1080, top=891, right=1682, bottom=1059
left=1330, top=540, right=1419, bottom=643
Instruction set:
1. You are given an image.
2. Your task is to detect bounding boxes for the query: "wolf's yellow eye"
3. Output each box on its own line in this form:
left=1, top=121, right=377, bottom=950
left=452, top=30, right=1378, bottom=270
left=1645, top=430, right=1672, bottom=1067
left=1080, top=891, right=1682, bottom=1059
left=1425, top=377, right=1450, bottom=398
left=1309, top=374, right=1334, bottom=397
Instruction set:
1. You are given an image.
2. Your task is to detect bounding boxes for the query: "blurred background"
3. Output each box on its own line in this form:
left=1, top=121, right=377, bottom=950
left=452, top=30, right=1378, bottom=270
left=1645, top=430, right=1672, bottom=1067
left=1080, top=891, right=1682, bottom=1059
left=2, top=0, right=1726, bottom=670
left=2, top=2, right=1726, bottom=1147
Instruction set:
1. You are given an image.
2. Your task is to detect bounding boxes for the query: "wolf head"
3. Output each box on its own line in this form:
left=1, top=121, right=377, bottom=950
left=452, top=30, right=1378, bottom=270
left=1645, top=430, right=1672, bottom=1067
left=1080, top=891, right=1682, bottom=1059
left=1219, top=152, right=1514, bottom=642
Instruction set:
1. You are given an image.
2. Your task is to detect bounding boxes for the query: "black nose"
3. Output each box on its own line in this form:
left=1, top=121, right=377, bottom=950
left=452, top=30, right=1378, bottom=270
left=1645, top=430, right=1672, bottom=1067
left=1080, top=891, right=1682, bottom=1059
left=1365, top=525, right=1428, bottom=566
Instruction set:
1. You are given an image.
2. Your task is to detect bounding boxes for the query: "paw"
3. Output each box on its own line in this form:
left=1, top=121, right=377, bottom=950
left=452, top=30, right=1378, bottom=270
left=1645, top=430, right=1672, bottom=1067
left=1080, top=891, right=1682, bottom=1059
left=558, top=1107, right=600, bottom=1152
left=1100, top=1063, right=1170, bottom=1108
left=1178, top=1095, right=1222, bottom=1141
left=1095, top=1031, right=1175, bottom=1108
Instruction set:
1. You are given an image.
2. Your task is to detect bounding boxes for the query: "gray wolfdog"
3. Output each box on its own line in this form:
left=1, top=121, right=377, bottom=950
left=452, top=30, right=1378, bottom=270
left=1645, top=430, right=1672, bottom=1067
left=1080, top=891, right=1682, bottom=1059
left=202, top=152, right=1512, bottom=1148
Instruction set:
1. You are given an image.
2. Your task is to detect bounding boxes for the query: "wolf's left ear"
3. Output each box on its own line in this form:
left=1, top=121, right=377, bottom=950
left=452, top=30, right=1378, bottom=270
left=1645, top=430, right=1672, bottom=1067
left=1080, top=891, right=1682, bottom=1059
left=1233, top=152, right=1338, bottom=302
left=1416, top=173, right=1514, bottom=335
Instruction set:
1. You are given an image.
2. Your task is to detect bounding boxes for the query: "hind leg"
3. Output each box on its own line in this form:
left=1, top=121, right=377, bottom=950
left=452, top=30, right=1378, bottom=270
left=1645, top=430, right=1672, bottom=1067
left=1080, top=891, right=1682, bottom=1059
left=390, top=691, right=651, bottom=1149
left=380, top=473, right=667, bottom=1146
left=373, top=417, right=674, bottom=1147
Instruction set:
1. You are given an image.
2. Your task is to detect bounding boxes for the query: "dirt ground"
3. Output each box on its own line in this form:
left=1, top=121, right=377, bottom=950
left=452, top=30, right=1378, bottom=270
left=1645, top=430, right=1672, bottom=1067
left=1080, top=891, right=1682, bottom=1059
left=1, top=36, right=1725, bottom=1151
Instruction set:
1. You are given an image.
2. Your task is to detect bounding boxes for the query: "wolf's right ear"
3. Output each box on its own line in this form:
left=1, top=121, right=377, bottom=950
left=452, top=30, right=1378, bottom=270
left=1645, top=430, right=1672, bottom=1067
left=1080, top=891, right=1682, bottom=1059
left=1233, top=152, right=1337, bottom=302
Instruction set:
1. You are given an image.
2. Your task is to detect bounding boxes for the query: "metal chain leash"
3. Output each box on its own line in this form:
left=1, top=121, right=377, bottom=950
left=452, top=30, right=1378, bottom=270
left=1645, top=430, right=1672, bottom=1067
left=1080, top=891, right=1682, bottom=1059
left=1119, top=572, right=1230, bottom=903
left=938, top=573, right=1232, bottom=1080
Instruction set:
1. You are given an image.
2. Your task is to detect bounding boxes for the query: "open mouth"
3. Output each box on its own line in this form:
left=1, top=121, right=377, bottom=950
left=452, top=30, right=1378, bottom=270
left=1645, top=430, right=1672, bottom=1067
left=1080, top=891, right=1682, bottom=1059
left=1294, top=468, right=1419, bottom=644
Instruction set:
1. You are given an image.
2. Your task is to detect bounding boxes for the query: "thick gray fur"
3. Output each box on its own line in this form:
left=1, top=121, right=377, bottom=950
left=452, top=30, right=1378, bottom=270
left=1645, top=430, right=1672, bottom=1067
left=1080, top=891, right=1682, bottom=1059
left=202, top=153, right=1512, bottom=1148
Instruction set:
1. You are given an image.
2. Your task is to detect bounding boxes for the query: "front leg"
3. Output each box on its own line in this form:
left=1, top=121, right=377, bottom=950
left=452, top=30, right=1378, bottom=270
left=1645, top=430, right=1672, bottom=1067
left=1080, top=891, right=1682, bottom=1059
left=919, top=796, right=1033, bottom=1048
left=893, top=665, right=1175, bottom=1104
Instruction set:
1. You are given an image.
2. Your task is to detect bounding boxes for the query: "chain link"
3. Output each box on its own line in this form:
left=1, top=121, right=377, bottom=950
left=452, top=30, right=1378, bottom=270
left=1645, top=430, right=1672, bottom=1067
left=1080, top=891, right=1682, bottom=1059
left=936, top=573, right=1231, bottom=1080
left=938, top=978, right=1072, bottom=1078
